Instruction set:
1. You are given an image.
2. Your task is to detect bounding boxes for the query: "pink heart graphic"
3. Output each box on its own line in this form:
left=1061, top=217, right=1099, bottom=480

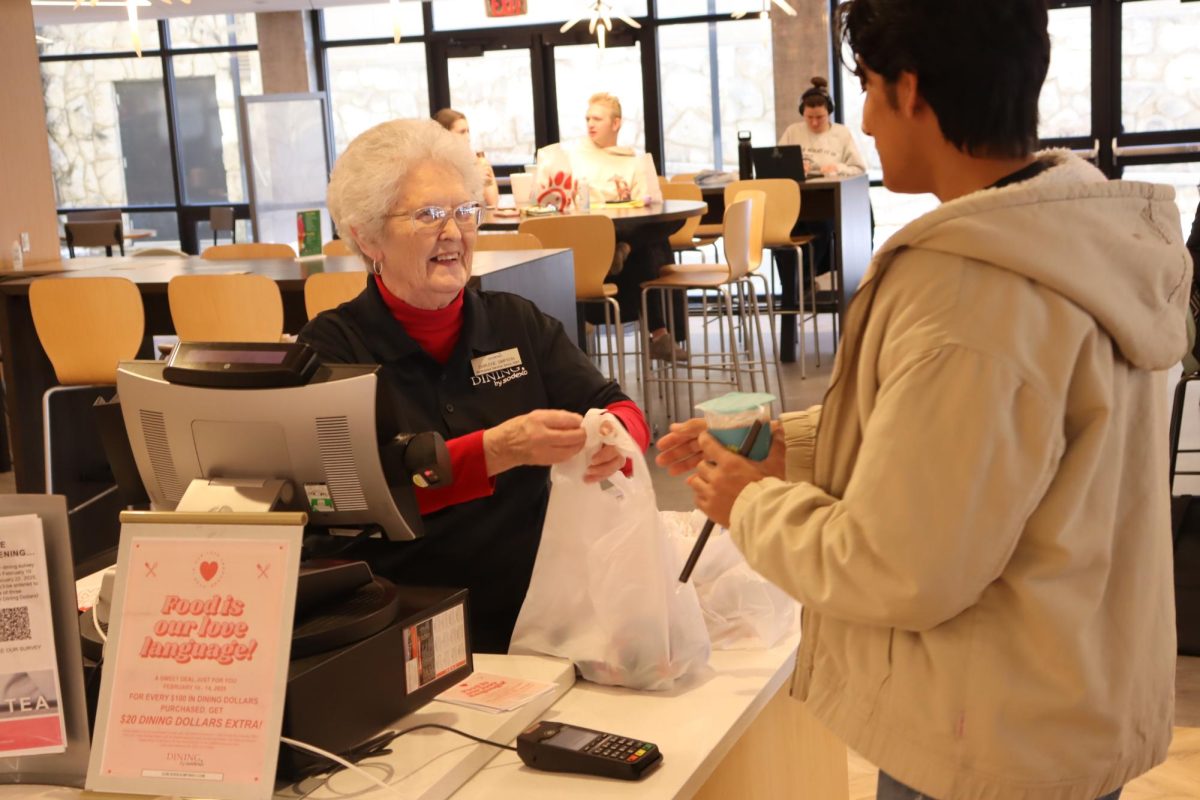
left=199, top=561, right=218, bottom=581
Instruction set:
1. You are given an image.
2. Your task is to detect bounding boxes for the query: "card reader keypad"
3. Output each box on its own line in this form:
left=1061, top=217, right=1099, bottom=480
left=581, top=734, right=656, bottom=763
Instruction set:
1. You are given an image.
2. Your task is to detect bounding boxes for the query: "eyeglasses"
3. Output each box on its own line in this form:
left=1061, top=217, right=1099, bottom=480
left=387, top=202, right=484, bottom=233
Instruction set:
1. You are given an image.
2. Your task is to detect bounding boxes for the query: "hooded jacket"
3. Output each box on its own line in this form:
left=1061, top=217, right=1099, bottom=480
left=729, top=152, right=1191, bottom=800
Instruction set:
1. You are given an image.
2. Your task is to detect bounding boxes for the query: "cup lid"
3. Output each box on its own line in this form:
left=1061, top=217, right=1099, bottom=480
left=695, top=391, right=776, bottom=414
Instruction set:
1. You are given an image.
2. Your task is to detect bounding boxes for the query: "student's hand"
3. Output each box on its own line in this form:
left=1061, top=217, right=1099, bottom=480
left=484, top=410, right=586, bottom=475
left=820, top=163, right=840, bottom=176
left=654, top=418, right=709, bottom=476
left=687, top=433, right=765, bottom=528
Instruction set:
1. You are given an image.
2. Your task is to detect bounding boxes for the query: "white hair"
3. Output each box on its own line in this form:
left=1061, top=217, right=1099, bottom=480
left=327, top=118, right=484, bottom=258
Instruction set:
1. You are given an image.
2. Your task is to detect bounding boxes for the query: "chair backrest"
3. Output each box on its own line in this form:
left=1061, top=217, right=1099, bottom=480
left=670, top=173, right=699, bottom=183
left=201, top=243, right=295, bottom=261
left=322, top=239, right=353, bottom=257
left=132, top=247, right=188, bottom=258
left=210, top=207, right=235, bottom=232
left=721, top=198, right=760, bottom=281
left=724, top=178, right=800, bottom=249
left=64, top=220, right=122, bottom=249
left=304, top=271, right=367, bottom=320
left=659, top=182, right=705, bottom=247
left=474, top=232, right=543, bottom=251
left=518, top=215, right=616, bottom=301
left=66, top=209, right=122, bottom=223
left=30, top=277, right=145, bottom=385
left=729, top=188, right=766, bottom=273
left=168, top=274, right=284, bottom=342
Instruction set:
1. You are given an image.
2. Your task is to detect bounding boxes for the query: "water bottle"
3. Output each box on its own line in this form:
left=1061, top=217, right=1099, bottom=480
left=577, top=178, right=591, bottom=211
left=737, top=131, right=753, bottom=180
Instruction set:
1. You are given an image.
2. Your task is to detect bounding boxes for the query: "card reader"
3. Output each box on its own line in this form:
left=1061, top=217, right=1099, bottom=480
left=516, top=721, right=662, bottom=780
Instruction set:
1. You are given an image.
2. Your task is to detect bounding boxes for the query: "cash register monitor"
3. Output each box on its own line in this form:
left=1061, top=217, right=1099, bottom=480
left=115, top=354, right=426, bottom=541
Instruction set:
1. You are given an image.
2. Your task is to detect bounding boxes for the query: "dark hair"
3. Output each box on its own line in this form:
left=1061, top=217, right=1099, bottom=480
left=433, top=108, right=465, bottom=130
left=836, top=0, right=1050, bottom=158
left=800, top=77, right=835, bottom=114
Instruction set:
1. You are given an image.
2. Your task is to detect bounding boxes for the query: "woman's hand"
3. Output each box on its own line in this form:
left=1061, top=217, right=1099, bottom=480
left=584, top=444, right=624, bottom=483
left=483, top=410, right=586, bottom=476
left=820, top=162, right=840, bottom=176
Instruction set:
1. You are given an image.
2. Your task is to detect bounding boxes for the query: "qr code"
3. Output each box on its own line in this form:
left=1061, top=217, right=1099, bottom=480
left=0, top=607, right=31, bottom=642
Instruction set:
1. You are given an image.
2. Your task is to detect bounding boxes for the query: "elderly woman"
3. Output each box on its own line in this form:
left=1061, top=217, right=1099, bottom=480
left=299, top=119, right=648, bottom=654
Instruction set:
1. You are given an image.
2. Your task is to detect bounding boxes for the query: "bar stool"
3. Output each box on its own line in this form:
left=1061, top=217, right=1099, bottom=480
left=640, top=197, right=777, bottom=424
left=305, top=271, right=368, bottom=320
left=518, top=215, right=628, bottom=386
left=726, top=179, right=821, bottom=377
left=670, top=174, right=721, bottom=260
left=168, top=274, right=285, bottom=342
left=29, top=277, right=144, bottom=504
left=660, top=182, right=710, bottom=264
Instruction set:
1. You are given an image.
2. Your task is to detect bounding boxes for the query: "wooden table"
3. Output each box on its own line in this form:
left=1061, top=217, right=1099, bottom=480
left=699, top=176, right=872, bottom=361
left=0, top=249, right=576, bottom=496
left=483, top=199, right=708, bottom=236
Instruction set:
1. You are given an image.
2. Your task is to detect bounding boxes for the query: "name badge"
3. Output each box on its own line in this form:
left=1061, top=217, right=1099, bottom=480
left=471, top=348, right=523, bottom=377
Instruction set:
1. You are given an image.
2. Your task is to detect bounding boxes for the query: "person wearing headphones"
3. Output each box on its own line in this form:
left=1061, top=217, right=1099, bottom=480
left=780, top=77, right=867, bottom=177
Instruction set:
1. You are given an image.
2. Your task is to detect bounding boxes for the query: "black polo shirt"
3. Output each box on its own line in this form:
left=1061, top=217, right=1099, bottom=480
left=298, top=279, right=631, bottom=653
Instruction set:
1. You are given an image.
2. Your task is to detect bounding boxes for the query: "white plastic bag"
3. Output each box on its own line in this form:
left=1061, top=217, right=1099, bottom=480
left=661, top=510, right=799, bottom=650
left=510, top=410, right=711, bottom=690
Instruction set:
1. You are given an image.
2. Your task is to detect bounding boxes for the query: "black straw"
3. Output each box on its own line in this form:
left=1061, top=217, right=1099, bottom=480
left=678, top=419, right=765, bottom=584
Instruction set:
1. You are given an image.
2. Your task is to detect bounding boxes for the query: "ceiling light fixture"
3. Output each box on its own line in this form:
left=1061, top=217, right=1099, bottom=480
left=560, top=1, right=641, bottom=50
left=389, top=0, right=402, bottom=43
left=731, top=0, right=797, bottom=20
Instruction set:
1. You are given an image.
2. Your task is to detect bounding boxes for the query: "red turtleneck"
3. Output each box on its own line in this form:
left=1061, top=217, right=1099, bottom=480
left=375, top=275, right=650, bottom=515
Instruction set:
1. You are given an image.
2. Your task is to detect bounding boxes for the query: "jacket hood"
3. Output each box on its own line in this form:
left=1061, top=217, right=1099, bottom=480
left=574, top=138, right=638, bottom=158
left=877, top=151, right=1192, bottom=370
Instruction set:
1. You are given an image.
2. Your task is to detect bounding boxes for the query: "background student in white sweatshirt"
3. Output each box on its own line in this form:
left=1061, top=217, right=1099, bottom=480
left=780, top=77, right=867, bottom=177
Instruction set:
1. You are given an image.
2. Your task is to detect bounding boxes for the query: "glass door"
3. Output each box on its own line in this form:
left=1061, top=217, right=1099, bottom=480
left=445, top=44, right=538, bottom=168
left=551, top=41, right=646, bottom=153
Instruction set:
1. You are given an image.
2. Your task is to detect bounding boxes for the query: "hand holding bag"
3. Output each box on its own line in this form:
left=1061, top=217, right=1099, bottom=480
left=509, top=410, right=711, bottom=690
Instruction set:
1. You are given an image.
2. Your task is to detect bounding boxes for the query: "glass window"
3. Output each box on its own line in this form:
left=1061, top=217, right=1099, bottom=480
left=168, top=14, right=258, bottom=48
left=870, top=187, right=939, bottom=251
left=41, top=57, right=174, bottom=208
left=838, top=61, right=879, bottom=180
left=1039, top=6, right=1091, bottom=140
left=658, top=18, right=775, bottom=176
left=433, top=0, right=646, bottom=31
left=655, top=0, right=768, bottom=19
left=1122, top=0, right=1200, bottom=134
left=1121, top=163, right=1200, bottom=237
left=322, top=2, right=426, bottom=40
left=36, top=20, right=160, bottom=56
left=448, top=50, right=536, bottom=166
left=326, top=43, right=431, bottom=155
left=126, top=210, right=182, bottom=249
left=554, top=44, right=645, bottom=153
left=172, top=52, right=263, bottom=204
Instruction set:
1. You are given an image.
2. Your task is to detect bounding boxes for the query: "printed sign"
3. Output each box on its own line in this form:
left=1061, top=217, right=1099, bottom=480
left=297, top=210, right=322, bottom=257
left=86, top=521, right=301, bottom=800
left=0, top=514, right=67, bottom=757
left=485, top=0, right=527, bottom=17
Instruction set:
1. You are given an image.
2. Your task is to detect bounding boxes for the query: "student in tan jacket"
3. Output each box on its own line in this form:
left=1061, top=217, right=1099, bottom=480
left=658, top=2, right=1192, bottom=799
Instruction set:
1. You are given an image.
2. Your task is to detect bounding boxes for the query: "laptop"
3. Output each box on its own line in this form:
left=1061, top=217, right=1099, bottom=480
left=751, top=145, right=808, bottom=182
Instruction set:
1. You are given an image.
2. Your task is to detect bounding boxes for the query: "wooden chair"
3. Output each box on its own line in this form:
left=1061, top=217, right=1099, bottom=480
left=322, top=239, right=353, bottom=257
left=305, top=271, right=368, bottom=320
left=132, top=247, right=187, bottom=258
left=474, top=232, right=543, bottom=251
left=66, top=209, right=122, bottom=223
left=210, top=207, right=236, bottom=246
left=201, top=243, right=295, bottom=261
left=29, top=277, right=145, bottom=501
left=640, top=197, right=779, bottom=423
left=64, top=220, right=124, bottom=258
left=725, top=178, right=822, bottom=378
left=518, top=215, right=627, bottom=385
left=660, top=182, right=709, bottom=262
left=168, top=274, right=284, bottom=342
left=667, top=174, right=721, bottom=260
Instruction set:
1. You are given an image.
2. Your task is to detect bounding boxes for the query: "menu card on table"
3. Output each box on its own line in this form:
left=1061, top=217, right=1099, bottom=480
left=86, top=518, right=301, bottom=800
